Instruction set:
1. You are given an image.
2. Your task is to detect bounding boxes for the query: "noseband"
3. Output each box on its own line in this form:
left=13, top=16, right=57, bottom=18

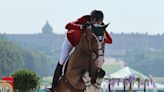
left=61, top=24, right=107, bottom=92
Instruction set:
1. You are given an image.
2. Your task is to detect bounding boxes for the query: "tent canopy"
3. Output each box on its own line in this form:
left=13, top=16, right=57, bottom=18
left=110, top=66, right=148, bottom=79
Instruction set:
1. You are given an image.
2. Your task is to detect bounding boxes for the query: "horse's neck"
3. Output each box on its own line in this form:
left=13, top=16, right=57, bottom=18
left=74, top=44, right=90, bottom=56
left=76, top=35, right=90, bottom=54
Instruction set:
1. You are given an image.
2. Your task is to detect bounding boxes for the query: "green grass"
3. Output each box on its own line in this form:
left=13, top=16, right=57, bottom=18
left=102, top=64, right=122, bottom=74
left=154, top=77, right=164, bottom=84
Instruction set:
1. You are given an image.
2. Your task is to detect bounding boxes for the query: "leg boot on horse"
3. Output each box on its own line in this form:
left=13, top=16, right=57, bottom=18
left=45, top=63, right=63, bottom=92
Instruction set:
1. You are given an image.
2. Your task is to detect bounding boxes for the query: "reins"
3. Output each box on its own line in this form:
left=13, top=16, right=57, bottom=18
left=61, top=26, right=106, bottom=92
left=84, top=31, right=105, bottom=60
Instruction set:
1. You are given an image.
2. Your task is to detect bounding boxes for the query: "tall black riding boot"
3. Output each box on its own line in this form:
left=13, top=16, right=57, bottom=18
left=45, top=63, right=63, bottom=92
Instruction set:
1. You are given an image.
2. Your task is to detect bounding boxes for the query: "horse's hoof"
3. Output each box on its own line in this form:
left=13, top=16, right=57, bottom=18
left=98, top=69, right=105, bottom=78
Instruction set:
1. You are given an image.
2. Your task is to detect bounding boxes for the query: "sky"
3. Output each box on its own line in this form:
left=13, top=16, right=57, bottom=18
left=0, top=0, right=164, bottom=35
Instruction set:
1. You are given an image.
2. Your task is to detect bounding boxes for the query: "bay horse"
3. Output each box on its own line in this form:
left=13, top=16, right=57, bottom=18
left=55, top=23, right=109, bottom=92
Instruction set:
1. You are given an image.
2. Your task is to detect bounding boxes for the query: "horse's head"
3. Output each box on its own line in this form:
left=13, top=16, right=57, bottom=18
left=80, top=23, right=109, bottom=68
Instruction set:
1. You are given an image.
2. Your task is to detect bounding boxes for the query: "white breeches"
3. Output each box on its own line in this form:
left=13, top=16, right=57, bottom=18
left=59, top=37, right=73, bottom=65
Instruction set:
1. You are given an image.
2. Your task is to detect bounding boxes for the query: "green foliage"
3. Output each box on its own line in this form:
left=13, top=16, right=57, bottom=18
left=0, top=37, right=53, bottom=78
left=11, top=69, right=40, bottom=92
left=124, top=49, right=164, bottom=77
left=23, top=49, right=52, bottom=76
left=0, top=38, right=24, bottom=77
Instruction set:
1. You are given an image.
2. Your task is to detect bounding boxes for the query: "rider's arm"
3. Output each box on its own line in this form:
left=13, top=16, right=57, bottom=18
left=105, top=31, right=112, bottom=44
left=65, top=15, right=90, bottom=30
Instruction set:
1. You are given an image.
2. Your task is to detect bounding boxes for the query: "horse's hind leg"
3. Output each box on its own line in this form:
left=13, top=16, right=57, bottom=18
left=94, top=69, right=106, bottom=92
left=81, top=69, right=94, bottom=92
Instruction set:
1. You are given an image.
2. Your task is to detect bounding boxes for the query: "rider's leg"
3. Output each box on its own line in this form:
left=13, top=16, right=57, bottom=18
left=48, top=37, right=73, bottom=91
left=59, top=37, right=73, bottom=65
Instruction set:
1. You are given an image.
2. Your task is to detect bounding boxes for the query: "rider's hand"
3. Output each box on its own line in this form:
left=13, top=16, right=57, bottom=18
left=82, top=22, right=92, bottom=30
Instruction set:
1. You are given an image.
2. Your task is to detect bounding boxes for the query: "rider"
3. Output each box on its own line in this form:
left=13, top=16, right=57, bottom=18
left=46, top=10, right=112, bottom=92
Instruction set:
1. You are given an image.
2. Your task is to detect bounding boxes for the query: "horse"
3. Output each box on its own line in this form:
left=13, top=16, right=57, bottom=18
left=55, top=23, right=109, bottom=92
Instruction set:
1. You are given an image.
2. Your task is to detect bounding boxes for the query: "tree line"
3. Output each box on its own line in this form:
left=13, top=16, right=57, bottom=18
left=0, top=37, right=54, bottom=78
left=1, top=35, right=164, bottom=77
left=124, top=49, right=164, bottom=77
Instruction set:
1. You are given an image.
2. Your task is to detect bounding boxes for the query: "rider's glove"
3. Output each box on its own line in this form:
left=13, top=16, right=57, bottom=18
left=81, top=22, right=92, bottom=30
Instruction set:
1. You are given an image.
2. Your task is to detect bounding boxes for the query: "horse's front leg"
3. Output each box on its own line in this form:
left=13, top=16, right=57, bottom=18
left=94, top=69, right=105, bottom=92
left=81, top=69, right=94, bottom=92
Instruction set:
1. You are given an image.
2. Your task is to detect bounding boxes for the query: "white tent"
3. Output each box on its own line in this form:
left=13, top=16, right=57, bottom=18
left=110, top=66, right=148, bottom=79
left=101, top=66, right=164, bottom=91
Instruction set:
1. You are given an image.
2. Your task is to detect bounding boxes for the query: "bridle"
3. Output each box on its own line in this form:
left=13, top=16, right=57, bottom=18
left=61, top=24, right=107, bottom=92
left=84, top=25, right=105, bottom=61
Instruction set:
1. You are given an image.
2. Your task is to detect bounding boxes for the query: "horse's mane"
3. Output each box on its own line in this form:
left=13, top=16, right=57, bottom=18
left=75, top=31, right=91, bottom=55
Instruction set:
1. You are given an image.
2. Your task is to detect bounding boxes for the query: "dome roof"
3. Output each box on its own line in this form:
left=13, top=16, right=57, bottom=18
left=42, top=21, right=53, bottom=34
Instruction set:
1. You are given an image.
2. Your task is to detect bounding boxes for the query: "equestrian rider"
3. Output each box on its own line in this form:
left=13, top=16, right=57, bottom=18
left=46, top=10, right=112, bottom=92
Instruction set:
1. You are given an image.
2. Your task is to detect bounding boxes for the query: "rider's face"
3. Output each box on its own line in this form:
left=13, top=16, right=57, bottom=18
left=92, top=18, right=103, bottom=25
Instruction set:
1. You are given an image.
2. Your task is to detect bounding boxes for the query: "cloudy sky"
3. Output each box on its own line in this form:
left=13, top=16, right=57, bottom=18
left=0, top=0, right=164, bottom=34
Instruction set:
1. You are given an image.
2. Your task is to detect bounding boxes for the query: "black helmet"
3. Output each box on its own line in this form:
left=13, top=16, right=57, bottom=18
left=90, top=10, right=104, bottom=21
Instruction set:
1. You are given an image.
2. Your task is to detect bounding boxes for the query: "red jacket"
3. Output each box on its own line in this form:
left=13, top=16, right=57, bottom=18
left=65, top=15, right=112, bottom=46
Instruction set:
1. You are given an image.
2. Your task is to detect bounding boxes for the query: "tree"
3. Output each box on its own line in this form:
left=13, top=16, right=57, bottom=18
left=0, top=38, right=24, bottom=78
left=11, top=70, right=40, bottom=92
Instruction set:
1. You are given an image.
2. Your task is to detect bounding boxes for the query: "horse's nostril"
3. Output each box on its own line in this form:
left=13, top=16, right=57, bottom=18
left=80, top=69, right=87, bottom=76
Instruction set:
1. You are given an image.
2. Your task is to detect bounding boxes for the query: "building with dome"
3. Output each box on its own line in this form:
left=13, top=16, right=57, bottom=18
left=42, top=21, right=53, bottom=34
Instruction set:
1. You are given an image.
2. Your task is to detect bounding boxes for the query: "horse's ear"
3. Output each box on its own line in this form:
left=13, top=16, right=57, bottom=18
left=103, top=23, right=110, bottom=29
